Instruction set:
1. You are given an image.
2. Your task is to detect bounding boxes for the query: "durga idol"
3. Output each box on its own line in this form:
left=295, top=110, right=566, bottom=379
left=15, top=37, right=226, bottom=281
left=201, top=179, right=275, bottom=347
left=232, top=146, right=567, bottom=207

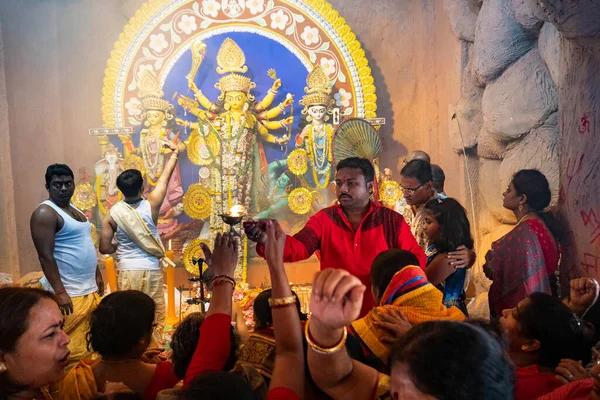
left=177, top=38, right=294, bottom=233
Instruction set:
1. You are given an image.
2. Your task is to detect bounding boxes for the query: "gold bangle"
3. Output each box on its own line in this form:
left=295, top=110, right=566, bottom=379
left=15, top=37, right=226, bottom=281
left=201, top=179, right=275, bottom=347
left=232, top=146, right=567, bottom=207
left=268, top=295, right=296, bottom=307
left=304, top=319, right=347, bottom=355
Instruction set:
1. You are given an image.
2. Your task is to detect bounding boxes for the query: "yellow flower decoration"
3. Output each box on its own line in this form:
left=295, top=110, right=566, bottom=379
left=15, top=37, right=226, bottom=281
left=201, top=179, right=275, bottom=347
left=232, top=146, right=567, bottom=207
left=187, top=130, right=219, bottom=166
left=90, top=223, right=98, bottom=246
left=287, top=149, right=308, bottom=176
left=182, top=238, right=211, bottom=276
left=122, top=154, right=146, bottom=176
left=288, top=187, right=313, bottom=215
left=379, top=180, right=402, bottom=208
left=183, top=183, right=212, bottom=220
left=72, top=182, right=97, bottom=211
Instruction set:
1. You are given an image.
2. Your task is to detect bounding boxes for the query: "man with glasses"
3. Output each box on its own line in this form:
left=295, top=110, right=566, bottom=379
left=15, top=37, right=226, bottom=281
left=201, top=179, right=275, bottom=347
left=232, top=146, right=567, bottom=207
left=244, top=157, right=426, bottom=317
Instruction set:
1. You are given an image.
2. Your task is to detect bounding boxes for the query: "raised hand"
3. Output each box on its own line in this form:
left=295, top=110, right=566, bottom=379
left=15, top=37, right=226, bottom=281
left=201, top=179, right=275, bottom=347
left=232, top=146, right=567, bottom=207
left=265, top=219, right=286, bottom=270
left=210, top=232, right=238, bottom=278
left=284, top=116, right=294, bottom=126
left=310, top=269, right=365, bottom=330
left=568, top=278, right=600, bottom=316
left=272, top=78, right=282, bottom=91
left=199, top=242, right=212, bottom=267
left=282, top=94, right=294, bottom=108
left=161, top=139, right=178, bottom=153
left=243, top=219, right=268, bottom=244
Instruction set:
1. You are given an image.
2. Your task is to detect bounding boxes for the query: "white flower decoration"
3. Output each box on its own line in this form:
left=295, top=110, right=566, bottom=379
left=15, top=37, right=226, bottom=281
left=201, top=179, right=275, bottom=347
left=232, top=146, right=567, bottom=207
left=137, top=64, right=154, bottom=75
left=178, top=15, right=198, bottom=34
left=199, top=166, right=211, bottom=179
left=270, top=10, right=289, bottom=30
left=202, top=0, right=221, bottom=18
left=320, top=57, right=336, bottom=76
left=125, top=97, right=142, bottom=116
left=334, top=89, right=352, bottom=108
left=149, top=34, right=168, bottom=53
left=246, top=0, right=265, bottom=15
left=301, top=26, right=320, bottom=46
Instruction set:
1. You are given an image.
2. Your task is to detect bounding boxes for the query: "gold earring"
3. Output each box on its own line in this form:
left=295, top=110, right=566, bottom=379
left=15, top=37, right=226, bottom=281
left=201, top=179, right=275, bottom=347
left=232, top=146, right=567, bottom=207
left=519, top=204, right=523, bottom=212
left=224, top=103, right=231, bottom=111
left=243, top=103, right=249, bottom=112
left=0, top=362, right=6, bottom=373
left=161, top=120, right=167, bottom=128
left=520, top=345, right=528, bottom=351
left=144, top=120, right=150, bottom=127
left=306, top=115, right=313, bottom=123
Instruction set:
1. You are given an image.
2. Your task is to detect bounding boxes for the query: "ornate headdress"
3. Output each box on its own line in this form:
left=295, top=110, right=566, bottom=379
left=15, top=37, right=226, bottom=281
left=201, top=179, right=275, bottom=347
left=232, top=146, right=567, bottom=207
left=137, top=68, right=172, bottom=113
left=215, top=38, right=256, bottom=100
left=102, top=142, right=122, bottom=158
left=300, top=65, right=333, bottom=109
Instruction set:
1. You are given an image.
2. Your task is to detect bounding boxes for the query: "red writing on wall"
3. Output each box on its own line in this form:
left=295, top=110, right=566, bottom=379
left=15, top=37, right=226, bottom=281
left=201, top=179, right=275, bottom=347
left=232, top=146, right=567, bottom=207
left=581, top=253, right=600, bottom=275
left=579, top=113, right=591, bottom=135
left=581, top=208, right=600, bottom=244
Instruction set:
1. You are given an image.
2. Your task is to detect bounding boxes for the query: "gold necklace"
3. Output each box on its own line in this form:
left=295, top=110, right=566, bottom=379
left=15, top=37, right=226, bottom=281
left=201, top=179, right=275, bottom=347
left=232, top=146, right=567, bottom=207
left=517, top=212, right=536, bottom=225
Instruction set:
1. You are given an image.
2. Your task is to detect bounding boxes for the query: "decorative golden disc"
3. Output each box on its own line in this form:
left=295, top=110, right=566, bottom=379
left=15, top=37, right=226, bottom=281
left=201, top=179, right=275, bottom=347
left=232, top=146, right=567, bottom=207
left=122, top=154, right=146, bottom=176
left=187, top=130, right=219, bottom=166
left=183, top=238, right=211, bottom=276
left=183, top=183, right=212, bottom=220
left=288, top=187, right=313, bottom=215
left=379, top=180, right=402, bottom=208
left=287, top=149, right=308, bottom=176
left=72, top=182, right=97, bottom=211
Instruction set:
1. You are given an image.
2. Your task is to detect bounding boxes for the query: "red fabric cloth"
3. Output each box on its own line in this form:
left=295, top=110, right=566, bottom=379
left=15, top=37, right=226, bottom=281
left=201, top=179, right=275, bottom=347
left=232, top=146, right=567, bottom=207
left=515, top=365, right=562, bottom=400
left=266, top=387, right=301, bottom=400
left=536, top=378, right=594, bottom=400
left=182, top=313, right=232, bottom=390
left=144, top=361, right=180, bottom=400
left=257, top=202, right=426, bottom=317
left=485, top=219, right=559, bottom=318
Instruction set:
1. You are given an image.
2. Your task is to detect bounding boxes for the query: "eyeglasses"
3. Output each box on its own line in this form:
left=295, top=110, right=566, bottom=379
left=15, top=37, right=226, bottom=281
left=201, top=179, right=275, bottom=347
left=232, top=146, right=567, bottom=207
left=401, top=183, right=423, bottom=196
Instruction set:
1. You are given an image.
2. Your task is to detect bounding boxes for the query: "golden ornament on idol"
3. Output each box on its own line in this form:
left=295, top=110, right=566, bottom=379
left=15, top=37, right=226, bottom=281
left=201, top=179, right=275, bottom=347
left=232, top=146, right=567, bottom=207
left=183, top=183, right=212, bottom=220
left=182, top=238, right=211, bottom=276
left=379, top=180, right=402, bottom=208
left=288, top=187, right=313, bottom=215
left=287, top=149, right=309, bottom=176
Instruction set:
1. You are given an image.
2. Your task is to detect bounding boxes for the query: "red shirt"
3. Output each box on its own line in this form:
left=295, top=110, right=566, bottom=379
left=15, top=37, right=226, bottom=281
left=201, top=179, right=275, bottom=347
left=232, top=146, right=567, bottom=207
left=258, top=202, right=426, bottom=316
left=515, top=365, right=562, bottom=400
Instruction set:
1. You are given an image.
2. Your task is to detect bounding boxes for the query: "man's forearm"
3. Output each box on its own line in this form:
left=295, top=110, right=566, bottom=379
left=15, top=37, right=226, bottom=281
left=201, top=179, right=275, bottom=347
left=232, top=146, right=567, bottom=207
left=39, top=255, right=65, bottom=292
left=157, top=151, right=179, bottom=186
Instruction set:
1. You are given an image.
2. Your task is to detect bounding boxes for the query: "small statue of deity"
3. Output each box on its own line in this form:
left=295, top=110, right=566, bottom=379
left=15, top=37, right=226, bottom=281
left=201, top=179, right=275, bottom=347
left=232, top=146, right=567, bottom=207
left=94, top=143, right=123, bottom=215
left=177, top=38, right=293, bottom=231
left=296, top=65, right=336, bottom=198
left=120, top=69, right=186, bottom=235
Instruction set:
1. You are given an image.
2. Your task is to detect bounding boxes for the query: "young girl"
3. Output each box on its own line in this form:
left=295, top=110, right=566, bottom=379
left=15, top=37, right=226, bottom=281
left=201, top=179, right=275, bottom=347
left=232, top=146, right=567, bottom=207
left=423, top=197, right=474, bottom=315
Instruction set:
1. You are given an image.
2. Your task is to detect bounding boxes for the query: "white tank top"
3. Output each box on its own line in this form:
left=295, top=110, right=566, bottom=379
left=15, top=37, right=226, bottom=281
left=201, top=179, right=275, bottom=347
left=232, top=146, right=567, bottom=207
left=116, top=200, right=161, bottom=271
left=39, top=201, right=98, bottom=297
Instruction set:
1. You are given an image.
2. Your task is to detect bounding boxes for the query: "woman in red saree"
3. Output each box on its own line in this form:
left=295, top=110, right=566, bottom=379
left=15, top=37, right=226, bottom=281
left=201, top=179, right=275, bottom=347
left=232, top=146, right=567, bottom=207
left=484, top=170, right=563, bottom=319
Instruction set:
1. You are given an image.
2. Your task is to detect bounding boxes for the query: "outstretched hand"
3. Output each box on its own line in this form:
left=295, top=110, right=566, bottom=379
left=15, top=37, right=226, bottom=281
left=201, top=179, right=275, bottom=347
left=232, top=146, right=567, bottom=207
left=310, top=269, right=365, bottom=330
left=265, top=219, right=286, bottom=270
left=210, top=232, right=238, bottom=278
left=243, top=219, right=268, bottom=244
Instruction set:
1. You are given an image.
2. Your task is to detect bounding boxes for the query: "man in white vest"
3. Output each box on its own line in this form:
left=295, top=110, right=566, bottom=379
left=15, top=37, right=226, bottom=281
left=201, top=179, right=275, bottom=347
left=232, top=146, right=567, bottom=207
left=99, top=139, right=179, bottom=344
left=31, top=163, right=104, bottom=370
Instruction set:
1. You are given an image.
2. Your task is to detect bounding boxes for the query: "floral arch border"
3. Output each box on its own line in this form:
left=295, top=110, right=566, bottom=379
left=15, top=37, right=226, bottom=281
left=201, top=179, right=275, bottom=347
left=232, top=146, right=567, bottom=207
left=101, top=0, right=378, bottom=128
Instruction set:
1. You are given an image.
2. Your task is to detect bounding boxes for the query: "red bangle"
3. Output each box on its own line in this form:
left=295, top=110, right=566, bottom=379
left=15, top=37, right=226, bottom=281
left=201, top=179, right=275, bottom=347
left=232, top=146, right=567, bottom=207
left=55, top=289, right=66, bottom=295
left=212, top=278, right=235, bottom=288
left=270, top=303, right=296, bottom=309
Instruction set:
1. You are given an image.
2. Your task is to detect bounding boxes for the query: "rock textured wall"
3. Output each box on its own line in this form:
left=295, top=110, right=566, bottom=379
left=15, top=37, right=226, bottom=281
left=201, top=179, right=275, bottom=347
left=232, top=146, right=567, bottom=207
left=444, top=0, right=561, bottom=298
left=444, top=0, right=600, bottom=303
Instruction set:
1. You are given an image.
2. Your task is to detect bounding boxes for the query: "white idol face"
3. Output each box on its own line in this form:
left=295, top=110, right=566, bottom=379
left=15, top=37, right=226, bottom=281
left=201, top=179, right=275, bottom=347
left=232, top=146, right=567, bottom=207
left=307, top=105, right=327, bottom=123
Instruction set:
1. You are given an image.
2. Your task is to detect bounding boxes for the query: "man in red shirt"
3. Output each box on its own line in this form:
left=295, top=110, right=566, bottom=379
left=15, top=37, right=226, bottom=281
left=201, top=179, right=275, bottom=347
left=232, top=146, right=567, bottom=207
left=245, top=157, right=426, bottom=317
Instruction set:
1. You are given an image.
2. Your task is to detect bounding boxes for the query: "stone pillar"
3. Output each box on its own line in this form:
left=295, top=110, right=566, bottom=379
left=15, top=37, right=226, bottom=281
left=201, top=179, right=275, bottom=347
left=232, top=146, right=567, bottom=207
left=538, top=0, right=600, bottom=286
left=0, top=17, right=20, bottom=279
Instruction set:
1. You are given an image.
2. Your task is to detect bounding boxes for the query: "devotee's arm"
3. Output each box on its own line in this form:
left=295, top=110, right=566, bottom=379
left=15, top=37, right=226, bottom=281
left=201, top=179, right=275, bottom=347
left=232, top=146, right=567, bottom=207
left=147, top=141, right=179, bottom=222
left=563, top=278, right=599, bottom=317
left=183, top=233, right=236, bottom=389
left=307, top=269, right=379, bottom=399
left=30, top=207, right=63, bottom=292
left=99, top=214, right=118, bottom=254
left=396, top=218, right=427, bottom=268
left=265, top=220, right=304, bottom=398
left=425, top=254, right=456, bottom=286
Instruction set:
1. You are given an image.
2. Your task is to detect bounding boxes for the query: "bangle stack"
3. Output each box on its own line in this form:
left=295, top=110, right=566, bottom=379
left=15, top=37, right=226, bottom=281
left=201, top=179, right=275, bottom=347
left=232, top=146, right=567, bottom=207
left=268, top=295, right=297, bottom=309
left=211, top=274, right=235, bottom=288
left=304, top=319, right=347, bottom=355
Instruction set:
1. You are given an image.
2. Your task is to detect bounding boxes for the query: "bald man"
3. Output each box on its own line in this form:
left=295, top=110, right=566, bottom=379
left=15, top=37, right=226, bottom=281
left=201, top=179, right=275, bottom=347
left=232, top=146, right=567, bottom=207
left=403, top=150, right=431, bottom=165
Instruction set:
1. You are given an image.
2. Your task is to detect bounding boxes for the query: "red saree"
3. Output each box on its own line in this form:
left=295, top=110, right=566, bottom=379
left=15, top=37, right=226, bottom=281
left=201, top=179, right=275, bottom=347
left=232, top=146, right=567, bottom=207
left=484, top=219, right=559, bottom=318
